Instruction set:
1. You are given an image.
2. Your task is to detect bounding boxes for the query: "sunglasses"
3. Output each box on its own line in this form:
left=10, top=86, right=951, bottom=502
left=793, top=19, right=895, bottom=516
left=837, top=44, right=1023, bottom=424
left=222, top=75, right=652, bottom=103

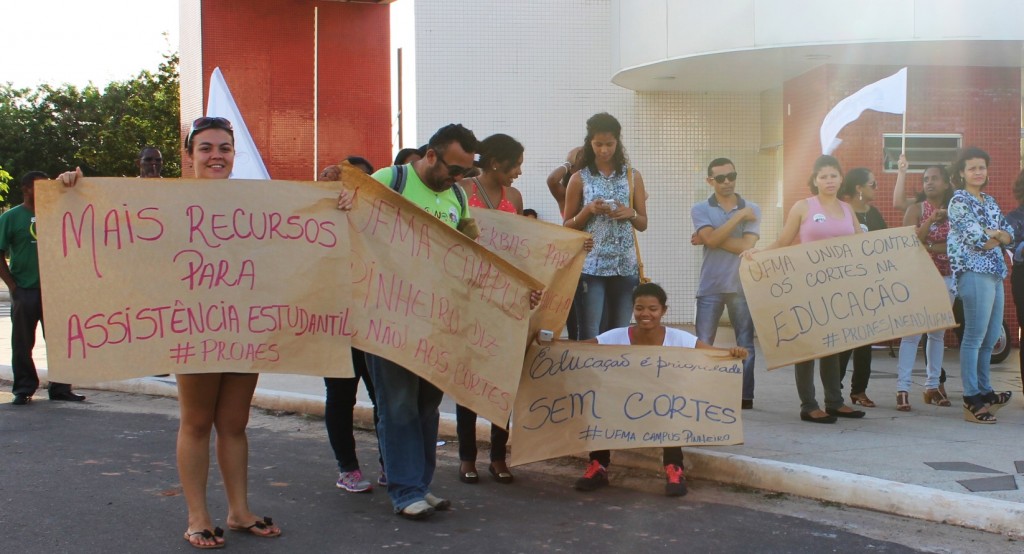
left=433, top=150, right=473, bottom=178
left=141, top=156, right=163, bottom=163
left=186, top=116, right=234, bottom=148
left=712, top=172, right=738, bottom=184
left=865, top=181, right=877, bottom=189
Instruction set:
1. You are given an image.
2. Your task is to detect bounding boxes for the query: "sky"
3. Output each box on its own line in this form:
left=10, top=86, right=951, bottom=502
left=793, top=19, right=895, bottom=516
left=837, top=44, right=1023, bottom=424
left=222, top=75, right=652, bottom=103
left=2, top=0, right=179, bottom=89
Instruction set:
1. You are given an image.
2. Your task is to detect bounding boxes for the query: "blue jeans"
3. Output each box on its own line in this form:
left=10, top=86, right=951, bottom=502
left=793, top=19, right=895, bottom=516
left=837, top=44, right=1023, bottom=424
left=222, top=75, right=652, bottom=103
left=695, top=293, right=756, bottom=400
left=577, top=274, right=640, bottom=340
left=896, top=275, right=953, bottom=392
left=365, top=354, right=443, bottom=512
left=957, top=271, right=1002, bottom=398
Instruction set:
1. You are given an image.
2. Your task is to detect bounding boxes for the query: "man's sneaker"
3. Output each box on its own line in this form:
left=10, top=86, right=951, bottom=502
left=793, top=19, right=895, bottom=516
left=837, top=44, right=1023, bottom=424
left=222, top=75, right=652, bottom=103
left=573, top=460, right=608, bottom=491
left=397, top=500, right=434, bottom=520
left=424, top=493, right=451, bottom=511
left=336, top=469, right=372, bottom=493
left=11, top=394, right=31, bottom=406
left=664, top=463, right=688, bottom=497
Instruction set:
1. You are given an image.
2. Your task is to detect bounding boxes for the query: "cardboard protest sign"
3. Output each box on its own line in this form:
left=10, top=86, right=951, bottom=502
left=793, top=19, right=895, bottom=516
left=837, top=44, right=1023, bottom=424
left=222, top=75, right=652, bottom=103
left=740, top=227, right=956, bottom=369
left=472, top=209, right=588, bottom=340
left=510, top=342, right=743, bottom=466
left=339, top=166, right=544, bottom=425
left=36, top=178, right=353, bottom=382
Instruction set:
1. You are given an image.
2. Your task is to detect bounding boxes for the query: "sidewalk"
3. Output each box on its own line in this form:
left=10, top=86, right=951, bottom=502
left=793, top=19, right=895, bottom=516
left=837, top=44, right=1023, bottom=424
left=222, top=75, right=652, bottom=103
left=1, top=295, right=1022, bottom=536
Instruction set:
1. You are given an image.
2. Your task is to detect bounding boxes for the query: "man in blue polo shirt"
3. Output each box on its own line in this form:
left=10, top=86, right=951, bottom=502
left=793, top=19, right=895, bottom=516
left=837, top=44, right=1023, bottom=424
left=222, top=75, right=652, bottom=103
left=691, top=158, right=759, bottom=409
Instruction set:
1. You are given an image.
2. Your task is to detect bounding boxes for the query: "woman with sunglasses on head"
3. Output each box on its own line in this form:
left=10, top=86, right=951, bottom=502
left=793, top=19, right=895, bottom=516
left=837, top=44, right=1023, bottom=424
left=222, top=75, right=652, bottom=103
left=946, top=147, right=1014, bottom=423
left=835, top=168, right=887, bottom=409
left=59, top=116, right=283, bottom=549
left=563, top=112, right=648, bottom=340
left=895, top=162, right=955, bottom=411
left=743, top=155, right=865, bottom=424
left=453, top=133, right=524, bottom=486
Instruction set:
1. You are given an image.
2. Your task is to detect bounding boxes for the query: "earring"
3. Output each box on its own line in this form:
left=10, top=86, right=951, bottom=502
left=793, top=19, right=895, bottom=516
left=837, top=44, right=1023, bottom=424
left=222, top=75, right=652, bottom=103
left=859, top=191, right=863, bottom=201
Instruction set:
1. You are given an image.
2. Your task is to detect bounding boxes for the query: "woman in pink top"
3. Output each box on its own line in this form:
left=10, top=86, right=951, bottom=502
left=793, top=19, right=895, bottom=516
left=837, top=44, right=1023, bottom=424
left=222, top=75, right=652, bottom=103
left=455, top=133, right=524, bottom=486
left=462, top=133, right=524, bottom=215
left=743, top=155, right=865, bottom=424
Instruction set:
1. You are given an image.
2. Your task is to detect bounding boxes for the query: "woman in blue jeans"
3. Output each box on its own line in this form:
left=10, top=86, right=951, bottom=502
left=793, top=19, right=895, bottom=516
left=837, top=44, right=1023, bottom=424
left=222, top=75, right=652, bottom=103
left=563, top=113, right=649, bottom=339
left=946, top=147, right=1014, bottom=423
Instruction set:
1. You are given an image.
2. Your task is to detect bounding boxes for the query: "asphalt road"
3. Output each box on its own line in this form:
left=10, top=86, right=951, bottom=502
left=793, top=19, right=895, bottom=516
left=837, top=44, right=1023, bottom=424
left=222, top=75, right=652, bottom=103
left=0, top=390, right=1011, bottom=553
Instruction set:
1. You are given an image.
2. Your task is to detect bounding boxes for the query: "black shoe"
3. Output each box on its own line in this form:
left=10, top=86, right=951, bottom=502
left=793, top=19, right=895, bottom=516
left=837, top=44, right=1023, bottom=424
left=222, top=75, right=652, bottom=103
left=741, top=399, right=753, bottom=410
left=825, top=407, right=865, bottom=419
left=12, top=394, right=31, bottom=405
left=49, top=391, right=85, bottom=402
left=799, top=411, right=836, bottom=424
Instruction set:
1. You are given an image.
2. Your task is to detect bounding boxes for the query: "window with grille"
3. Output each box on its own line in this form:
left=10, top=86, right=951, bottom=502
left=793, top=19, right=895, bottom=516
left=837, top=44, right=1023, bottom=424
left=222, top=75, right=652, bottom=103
left=882, top=134, right=962, bottom=173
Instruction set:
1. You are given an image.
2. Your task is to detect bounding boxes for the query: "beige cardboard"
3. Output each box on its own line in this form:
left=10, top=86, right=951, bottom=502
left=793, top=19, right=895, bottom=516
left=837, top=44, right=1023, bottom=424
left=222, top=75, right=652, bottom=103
left=340, top=166, right=544, bottom=425
left=740, top=226, right=956, bottom=369
left=35, top=178, right=354, bottom=382
left=510, top=342, right=744, bottom=467
left=472, top=209, right=588, bottom=340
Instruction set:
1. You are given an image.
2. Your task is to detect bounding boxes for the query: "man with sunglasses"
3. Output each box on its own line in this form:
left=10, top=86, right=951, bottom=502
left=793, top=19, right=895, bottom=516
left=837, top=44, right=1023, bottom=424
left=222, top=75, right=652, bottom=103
left=691, top=158, right=760, bottom=410
left=137, top=146, right=163, bottom=178
left=363, top=124, right=479, bottom=520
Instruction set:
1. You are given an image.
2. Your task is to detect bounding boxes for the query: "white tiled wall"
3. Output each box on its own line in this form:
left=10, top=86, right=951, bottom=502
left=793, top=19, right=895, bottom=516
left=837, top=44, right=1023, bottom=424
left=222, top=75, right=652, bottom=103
left=410, top=0, right=781, bottom=323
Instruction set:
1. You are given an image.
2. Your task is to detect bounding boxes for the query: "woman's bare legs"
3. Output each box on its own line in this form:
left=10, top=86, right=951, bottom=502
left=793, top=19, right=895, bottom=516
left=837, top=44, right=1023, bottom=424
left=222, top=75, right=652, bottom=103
left=176, top=373, right=225, bottom=548
left=217, top=374, right=278, bottom=535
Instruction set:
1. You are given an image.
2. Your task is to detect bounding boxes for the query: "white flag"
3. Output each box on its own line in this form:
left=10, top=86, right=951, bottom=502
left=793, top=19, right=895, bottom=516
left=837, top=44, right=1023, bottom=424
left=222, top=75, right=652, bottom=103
left=820, top=68, right=907, bottom=155
left=206, top=67, right=271, bottom=179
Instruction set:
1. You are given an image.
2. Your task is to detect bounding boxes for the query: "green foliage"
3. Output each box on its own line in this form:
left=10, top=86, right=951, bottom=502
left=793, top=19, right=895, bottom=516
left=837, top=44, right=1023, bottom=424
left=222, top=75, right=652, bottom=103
left=0, top=51, right=180, bottom=207
left=0, top=165, right=10, bottom=202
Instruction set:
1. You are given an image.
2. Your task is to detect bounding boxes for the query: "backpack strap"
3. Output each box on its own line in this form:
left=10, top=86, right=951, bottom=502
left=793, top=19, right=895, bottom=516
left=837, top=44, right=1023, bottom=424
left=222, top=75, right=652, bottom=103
left=389, top=164, right=408, bottom=193
left=451, top=182, right=468, bottom=219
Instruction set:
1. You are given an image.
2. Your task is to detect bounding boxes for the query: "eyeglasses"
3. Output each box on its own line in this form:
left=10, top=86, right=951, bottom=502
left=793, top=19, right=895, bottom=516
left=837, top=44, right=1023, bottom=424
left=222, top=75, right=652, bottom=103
left=433, top=150, right=473, bottom=178
left=186, top=116, right=234, bottom=148
left=712, top=172, right=738, bottom=184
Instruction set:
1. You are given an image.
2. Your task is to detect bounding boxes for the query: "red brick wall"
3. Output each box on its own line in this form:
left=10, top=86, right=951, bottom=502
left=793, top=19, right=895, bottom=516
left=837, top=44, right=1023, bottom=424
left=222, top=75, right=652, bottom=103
left=783, top=64, right=1023, bottom=347
left=182, top=0, right=392, bottom=180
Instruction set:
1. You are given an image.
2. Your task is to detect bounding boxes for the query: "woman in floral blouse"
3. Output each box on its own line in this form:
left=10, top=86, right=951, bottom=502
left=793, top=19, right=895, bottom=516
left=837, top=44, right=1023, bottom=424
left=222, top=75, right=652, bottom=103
left=563, top=113, right=649, bottom=339
left=947, top=147, right=1014, bottom=423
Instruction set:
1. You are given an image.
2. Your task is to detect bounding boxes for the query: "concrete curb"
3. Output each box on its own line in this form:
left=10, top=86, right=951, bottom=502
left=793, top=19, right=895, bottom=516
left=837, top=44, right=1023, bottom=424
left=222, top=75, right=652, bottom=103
left=6, top=369, right=1022, bottom=538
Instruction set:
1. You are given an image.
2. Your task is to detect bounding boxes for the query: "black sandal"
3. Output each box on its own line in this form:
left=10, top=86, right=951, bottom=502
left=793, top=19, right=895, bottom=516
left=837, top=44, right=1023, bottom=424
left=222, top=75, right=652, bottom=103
left=963, top=398, right=997, bottom=424
left=982, top=391, right=1012, bottom=413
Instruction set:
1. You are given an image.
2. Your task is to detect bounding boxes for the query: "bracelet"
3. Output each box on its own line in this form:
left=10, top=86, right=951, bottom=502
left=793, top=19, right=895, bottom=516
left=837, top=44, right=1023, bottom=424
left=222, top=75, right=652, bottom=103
left=630, top=209, right=637, bottom=221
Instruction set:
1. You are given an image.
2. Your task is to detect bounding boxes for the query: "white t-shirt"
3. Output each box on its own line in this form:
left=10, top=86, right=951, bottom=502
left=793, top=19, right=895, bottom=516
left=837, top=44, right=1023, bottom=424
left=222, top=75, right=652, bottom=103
left=595, top=326, right=698, bottom=348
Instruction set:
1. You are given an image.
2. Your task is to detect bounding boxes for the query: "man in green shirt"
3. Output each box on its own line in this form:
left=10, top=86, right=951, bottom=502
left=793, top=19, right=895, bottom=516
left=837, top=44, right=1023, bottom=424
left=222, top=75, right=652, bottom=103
left=0, top=172, right=85, bottom=405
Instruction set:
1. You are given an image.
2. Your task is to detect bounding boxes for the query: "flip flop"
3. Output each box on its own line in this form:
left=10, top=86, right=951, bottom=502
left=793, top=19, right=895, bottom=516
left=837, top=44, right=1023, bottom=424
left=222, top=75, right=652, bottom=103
left=229, top=516, right=281, bottom=538
left=183, top=527, right=225, bottom=549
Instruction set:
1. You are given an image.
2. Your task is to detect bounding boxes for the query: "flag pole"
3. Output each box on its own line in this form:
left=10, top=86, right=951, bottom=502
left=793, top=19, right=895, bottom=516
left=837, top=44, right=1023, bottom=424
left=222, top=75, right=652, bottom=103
left=901, top=111, right=907, bottom=155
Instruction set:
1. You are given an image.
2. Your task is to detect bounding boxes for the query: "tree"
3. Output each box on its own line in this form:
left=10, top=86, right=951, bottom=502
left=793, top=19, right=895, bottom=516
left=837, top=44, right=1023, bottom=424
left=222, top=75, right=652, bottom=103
left=0, top=52, right=180, bottom=207
left=0, top=165, right=10, bottom=203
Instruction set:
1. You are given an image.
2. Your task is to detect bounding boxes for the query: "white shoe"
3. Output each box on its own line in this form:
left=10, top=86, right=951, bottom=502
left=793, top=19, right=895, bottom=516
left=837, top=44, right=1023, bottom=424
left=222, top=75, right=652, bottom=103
left=424, top=493, right=451, bottom=511
left=398, top=500, right=435, bottom=520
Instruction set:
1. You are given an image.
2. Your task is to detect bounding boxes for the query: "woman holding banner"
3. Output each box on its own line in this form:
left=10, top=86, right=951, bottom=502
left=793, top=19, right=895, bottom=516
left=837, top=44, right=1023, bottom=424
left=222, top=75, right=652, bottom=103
left=895, top=161, right=954, bottom=411
left=59, top=117, right=288, bottom=549
left=563, top=112, right=648, bottom=340
left=742, top=155, right=865, bottom=424
left=555, top=282, right=747, bottom=496
left=454, top=133, right=524, bottom=485
left=837, top=168, right=887, bottom=409
left=946, top=147, right=1014, bottom=423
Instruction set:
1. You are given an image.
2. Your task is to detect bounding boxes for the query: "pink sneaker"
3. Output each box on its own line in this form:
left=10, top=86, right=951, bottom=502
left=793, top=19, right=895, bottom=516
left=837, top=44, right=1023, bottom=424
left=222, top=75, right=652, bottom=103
left=336, top=469, right=372, bottom=493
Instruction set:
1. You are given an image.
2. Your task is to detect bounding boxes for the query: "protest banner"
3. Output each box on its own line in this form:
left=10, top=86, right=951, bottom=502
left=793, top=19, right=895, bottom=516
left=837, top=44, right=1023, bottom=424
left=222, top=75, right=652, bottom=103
left=740, top=226, right=956, bottom=369
left=35, top=178, right=354, bottom=382
left=510, top=342, right=743, bottom=466
left=339, top=166, right=544, bottom=425
left=472, top=209, right=588, bottom=340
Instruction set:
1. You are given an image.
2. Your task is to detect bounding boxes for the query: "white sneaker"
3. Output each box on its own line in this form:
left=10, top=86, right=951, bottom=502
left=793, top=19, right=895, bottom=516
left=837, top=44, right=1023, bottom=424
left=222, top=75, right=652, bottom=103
left=424, top=493, right=451, bottom=511
left=398, top=500, right=435, bottom=520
